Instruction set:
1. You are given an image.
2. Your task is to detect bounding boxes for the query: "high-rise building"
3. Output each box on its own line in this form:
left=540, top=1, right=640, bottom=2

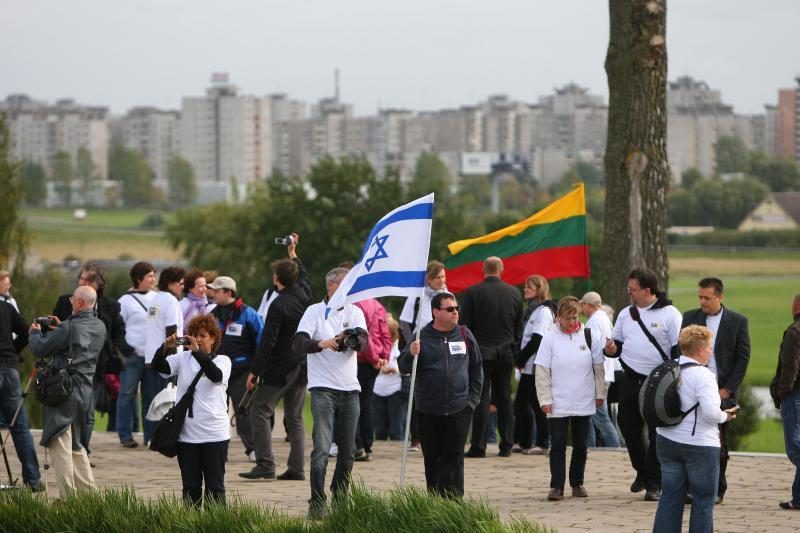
left=269, top=93, right=306, bottom=178
left=121, top=107, right=180, bottom=182
left=775, top=87, right=795, bottom=161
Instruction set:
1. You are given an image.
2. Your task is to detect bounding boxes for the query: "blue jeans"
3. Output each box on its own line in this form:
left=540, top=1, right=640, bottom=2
left=781, top=390, right=800, bottom=505
left=587, top=402, right=621, bottom=448
left=0, top=367, right=41, bottom=487
left=309, top=388, right=360, bottom=509
left=654, top=434, right=719, bottom=533
left=116, top=355, right=144, bottom=443
left=141, top=366, right=166, bottom=445
left=372, top=391, right=405, bottom=441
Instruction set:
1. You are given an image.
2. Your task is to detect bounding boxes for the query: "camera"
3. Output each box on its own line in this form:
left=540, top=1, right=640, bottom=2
left=274, top=235, right=294, bottom=246
left=34, top=317, right=56, bottom=331
left=336, top=328, right=363, bottom=352
left=174, top=337, right=191, bottom=346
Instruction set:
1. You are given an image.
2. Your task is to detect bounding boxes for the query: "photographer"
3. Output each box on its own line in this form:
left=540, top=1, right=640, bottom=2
left=29, top=286, right=106, bottom=495
left=291, top=267, right=367, bottom=519
left=257, top=233, right=312, bottom=321
left=151, top=315, right=231, bottom=506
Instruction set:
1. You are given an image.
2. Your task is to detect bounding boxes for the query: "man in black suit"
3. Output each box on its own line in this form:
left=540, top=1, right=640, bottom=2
left=681, top=277, right=750, bottom=503
left=459, top=256, right=523, bottom=457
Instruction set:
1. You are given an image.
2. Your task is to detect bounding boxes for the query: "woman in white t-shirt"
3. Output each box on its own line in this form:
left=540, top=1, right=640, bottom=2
left=653, top=325, right=737, bottom=533
left=151, top=314, right=231, bottom=506
left=535, top=296, right=606, bottom=501
left=372, top=315, right=404, bottom=440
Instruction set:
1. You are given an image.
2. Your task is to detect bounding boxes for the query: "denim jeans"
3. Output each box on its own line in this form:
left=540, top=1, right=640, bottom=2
left=781, top=390, right=800, bottom=505
left=116, top=355, right=144, bottom=443
left=0, top=367, right=41, bottom=487
left=587, top=402, right=621, bottom=448
left=372, top=391, right=405, bottom=441
left=654, top=434, right=719, bottom=533
left=81, top=386, right=96, bottom=454
left=548, top=416, right=590, bottom=489
left=309, top=388, right=360, bottom=508
left=141, top=366, right=166, bottom=445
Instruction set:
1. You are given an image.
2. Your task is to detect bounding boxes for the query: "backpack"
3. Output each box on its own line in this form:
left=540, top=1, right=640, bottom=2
left=638, top=360, right=700, bottom=431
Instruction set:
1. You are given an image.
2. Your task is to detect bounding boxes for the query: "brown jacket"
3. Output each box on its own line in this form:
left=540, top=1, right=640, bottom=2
left=774, top=316, right=800, bottom=399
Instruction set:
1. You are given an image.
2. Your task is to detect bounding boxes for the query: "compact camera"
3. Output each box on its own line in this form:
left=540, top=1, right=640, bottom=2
left=274, top=235, right=294, bottom=246
left=174, top=337, right=192, bottom=346
left=34, top=317, right=57, bottom=331
left=336, top=328, right=362, bottom=352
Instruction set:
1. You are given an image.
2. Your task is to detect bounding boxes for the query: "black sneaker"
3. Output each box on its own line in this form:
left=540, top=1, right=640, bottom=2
left=238, top=466, right=276, bottom=480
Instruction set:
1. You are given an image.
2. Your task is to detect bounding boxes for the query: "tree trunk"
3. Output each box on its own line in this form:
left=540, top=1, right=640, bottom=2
left=600, top=0, right=671, bottom=312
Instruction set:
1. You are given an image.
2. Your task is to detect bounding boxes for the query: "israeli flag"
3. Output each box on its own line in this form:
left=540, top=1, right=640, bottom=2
left=325, top=193, right=434, bottom=318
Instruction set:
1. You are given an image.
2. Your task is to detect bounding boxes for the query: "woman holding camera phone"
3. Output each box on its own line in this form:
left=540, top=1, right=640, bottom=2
left=151, top=314, right=231, bottom=506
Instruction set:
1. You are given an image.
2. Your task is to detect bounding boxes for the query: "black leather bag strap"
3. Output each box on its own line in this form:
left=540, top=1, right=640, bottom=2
left=184, top=367, right=205, bottom=419
left=629, top=305, right=670, bottom=362
left=125, top=292, right=148, bottom=313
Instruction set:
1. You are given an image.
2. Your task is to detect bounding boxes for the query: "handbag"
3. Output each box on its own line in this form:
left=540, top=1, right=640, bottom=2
left=93, top=380, right=112, bottom=413
left=149, top=369, right=205, bottom=458
left=34, top=320, right=74, bottom=407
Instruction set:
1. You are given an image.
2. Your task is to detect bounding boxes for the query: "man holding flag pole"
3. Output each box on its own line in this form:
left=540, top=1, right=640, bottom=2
left=291, top=193, right=435, bottom=518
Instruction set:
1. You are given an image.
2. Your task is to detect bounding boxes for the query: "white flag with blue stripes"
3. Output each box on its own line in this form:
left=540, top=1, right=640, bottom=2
left=325, top=193, right=434, bottom=318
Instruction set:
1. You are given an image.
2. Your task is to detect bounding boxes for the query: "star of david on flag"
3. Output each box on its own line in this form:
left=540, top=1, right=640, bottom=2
left=325, top=193, right=435, bottom=318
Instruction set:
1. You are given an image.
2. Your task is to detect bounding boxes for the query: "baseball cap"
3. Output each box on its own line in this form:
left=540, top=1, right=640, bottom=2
left=207, top=276, right=236, bottom=292
left=579, top=291, right=602, bottom=306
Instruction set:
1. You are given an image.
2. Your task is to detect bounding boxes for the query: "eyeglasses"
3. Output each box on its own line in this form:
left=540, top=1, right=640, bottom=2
left=438, top=305, right=459, bottom=312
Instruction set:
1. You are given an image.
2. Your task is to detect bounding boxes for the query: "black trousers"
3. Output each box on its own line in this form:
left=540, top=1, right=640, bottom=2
left=719, top=420, right=730, bottom=497
left=513, top=371, right=550, bottom=449
left=548, top=416, right=590, bottom=489
left=417, top=406, right=472, bottom=498
left=176, top=440, right=229, bottom=506
left=355, top=363, right=379, bottom=453
left=618, top=367, right=661, bottom=490
left=228, top=370, right=254, bottom=454
left=470, top=358, right=514, bottom=453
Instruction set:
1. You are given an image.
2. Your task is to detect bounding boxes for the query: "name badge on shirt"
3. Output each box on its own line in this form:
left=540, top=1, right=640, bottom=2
left=579, top=344, right=588, bottom=351
left=448, top=341, right=467, bottom=355
left=227, top=323, right=243, bottom=336
left=650, top=322, right=659, bottom=329
left=148, top=306, right=158, bottom=318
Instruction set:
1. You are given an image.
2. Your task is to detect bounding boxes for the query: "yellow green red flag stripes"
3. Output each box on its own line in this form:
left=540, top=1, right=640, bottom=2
left=445, top=183, right=590, bottom=292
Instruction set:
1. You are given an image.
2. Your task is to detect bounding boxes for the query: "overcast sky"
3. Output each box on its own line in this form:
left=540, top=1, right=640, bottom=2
left=2, top=1, right=797, bottom=116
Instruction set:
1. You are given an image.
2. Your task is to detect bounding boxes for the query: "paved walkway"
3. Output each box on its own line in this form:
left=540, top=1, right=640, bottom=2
left=6, top=430, right=799, bottom=532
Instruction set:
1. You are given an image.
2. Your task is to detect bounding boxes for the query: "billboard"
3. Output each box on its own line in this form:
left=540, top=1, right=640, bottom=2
left=460, top=152, right=497, bottom=175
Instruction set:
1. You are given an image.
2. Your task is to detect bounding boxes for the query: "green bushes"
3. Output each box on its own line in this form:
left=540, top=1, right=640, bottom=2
left=0, top=484, right=547, bottom=533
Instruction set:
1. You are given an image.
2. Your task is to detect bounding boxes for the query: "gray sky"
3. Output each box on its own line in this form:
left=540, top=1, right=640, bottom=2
left=2, top=1, right=797, bottom=116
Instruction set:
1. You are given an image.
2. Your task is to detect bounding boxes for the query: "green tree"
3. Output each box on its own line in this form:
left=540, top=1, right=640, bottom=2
left=109, top=146, right=154, bottom=206
left=681, top=167, right=703, bottom=189
left=21, top=161, right=47, bottom=206
left=409, top=152, right=451, bottom=200
left=167, top=156, right=197, bottom=206
left=747, top=151, right=800, bottom=192
left=0, top=113, right=29, bottom=274
left=75, top=146, right=97, bottom=203
left=715, top=135, right=750, bottom=174
left=51, top=150, right=73, bottom=205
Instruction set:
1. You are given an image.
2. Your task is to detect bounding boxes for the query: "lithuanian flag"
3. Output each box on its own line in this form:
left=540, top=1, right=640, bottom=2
left=445, top=183, right=590, bottom=292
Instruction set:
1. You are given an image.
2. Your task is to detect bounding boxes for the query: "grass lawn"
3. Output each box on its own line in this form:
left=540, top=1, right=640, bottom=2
left=22, top=207, right=176, bottom=229
left=739, top=418, right=786, bottom=454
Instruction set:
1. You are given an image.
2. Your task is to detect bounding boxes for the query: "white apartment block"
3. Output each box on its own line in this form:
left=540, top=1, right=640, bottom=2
left=2, top=94, right=110, bottom=180
left=121, top=107, right=180, bottom=182
left=270, top=93, right=306, bottom=177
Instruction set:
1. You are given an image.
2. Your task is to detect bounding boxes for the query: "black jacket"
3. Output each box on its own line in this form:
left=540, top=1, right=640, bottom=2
left=682, top=305, right=750, bottom=398
left=773, top=315, right=800, bottom=400
left=54, top=292, right=126, bottom=379
left=458, top=276, right=523, bottom=361
left=398, top=323, right=483, bottom=416
left=0, top=301, right=28, bottom=366
left=250, top=283, right=309, bottom=385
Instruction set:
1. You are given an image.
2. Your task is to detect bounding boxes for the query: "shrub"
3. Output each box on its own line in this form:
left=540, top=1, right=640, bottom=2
left=140, top=213, right=165, bottom=229
left=728, top=382, right=761, bottom=451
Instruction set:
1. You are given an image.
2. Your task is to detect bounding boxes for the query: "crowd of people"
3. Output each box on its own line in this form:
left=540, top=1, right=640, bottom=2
left=2, top=239, right=800, bottom=530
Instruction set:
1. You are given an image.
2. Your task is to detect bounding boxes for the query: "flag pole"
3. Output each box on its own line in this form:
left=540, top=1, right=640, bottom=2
left=399, top=285, right=426, bottom=486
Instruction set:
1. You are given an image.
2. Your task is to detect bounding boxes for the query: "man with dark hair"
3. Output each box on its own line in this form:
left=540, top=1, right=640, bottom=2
left=240, top=257, right=310, bottom=481
left=604, top=267, right=682, bottom=501
left=210, top=275, right=264, bottom=459
left=257, top=233, right=312, bottom=321
left=459, top=256, right=523, bottom=458
left=682, top=277, right=750, bottom=504
left=399, top=292, right=482, bottom=497
left=0, top=270, right=19, bottom=312
left=53, top=261, right=127, bottom=453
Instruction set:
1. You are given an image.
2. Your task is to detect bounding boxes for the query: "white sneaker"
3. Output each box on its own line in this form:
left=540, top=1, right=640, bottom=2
left=249, top=451, right=256, bottom=462
left=329, top=443, right=338, bottom=457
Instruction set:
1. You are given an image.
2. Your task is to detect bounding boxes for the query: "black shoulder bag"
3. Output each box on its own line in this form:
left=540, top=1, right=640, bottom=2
left=34, top=321, right=74, bottom=407
left=149, top=368, right=205, bottom=458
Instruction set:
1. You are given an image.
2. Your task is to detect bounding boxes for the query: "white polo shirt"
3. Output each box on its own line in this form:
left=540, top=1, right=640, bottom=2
left=296, top=300, right=366, bottom=392
left=119, top=291, right=158, bottom=358
left=535, top=324, right=605, bottom=417
left=520, top=305, right=555, bottom=375
left=144, top=291, right=183, bottom=364
left=586, top=309, right=620, bottom=383
left=612, top=303, right=683, bottom=376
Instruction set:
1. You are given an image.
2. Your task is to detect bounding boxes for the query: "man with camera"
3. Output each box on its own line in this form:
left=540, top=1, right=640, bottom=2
left=239, top=257, right=311, bottom=481
left=291, top=267, right=368, bottom=519
left=257, top=233, right=312, bottom=321
left=29, top=286, right=106, bottom=494
left=0, top=285, right=41, bottom=490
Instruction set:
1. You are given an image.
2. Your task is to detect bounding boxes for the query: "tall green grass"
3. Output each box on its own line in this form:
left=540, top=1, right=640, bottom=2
left=0, top=484, right=547, bottom=533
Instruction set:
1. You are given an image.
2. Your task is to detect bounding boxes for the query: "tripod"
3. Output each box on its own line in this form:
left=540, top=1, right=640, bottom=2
left=1, top=365, right=37, bottom=489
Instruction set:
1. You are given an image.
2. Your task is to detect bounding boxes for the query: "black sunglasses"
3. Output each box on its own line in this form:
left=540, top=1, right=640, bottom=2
left=438, top=305, right=459, bottom=312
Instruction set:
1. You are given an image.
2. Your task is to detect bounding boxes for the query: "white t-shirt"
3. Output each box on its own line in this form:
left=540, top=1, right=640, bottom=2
left=535, top=324, right=605, bottom=417
left=296, top=300, right=366, bottom=392
left=144, top=291, right=183, bottom=364
left=373, top=341, right=402, bottom=397
left=612, top=303, right=683, bottom=375
left=656, top=356, right=728, bottom=447
left=119, top=291, right=158, bottom=358
left=162, top=350, right=232, bottom=444
left=586, top=309, right=621, bottom=383
left=705, top=310, right=723, bottom=377
left=520, top=305, right=554, bottom=375
left=257, top=287, right=279, bottom=321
